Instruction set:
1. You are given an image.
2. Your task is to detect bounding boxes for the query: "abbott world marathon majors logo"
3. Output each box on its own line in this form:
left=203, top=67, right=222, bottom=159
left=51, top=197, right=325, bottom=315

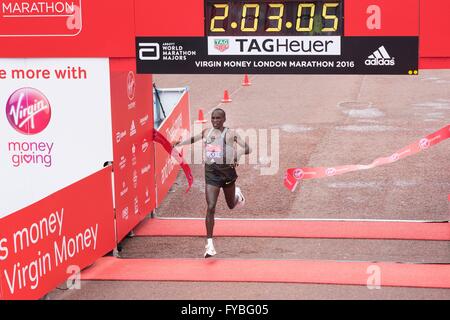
left=139, top=42, right=197, bottom=61
left=6, top=87, right=54, bottom=168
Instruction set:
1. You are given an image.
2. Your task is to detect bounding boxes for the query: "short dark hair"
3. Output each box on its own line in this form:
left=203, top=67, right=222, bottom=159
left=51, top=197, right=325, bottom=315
left=212, top=108, right=226, bottom=117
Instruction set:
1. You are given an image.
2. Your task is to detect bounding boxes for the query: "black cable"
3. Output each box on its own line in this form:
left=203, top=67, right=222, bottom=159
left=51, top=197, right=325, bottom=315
left=56, top=279, right=76, bottom=291
left=153, top=82, right=166, bottom=118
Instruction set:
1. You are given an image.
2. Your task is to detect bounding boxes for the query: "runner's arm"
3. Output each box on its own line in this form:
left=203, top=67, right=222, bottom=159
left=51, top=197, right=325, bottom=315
left=234, top=131, right=252, bottom=162
left=173, top=129, right=206, bottom=147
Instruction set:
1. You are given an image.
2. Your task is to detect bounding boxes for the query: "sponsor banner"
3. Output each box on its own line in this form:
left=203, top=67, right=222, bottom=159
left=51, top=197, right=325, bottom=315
left=0, top=167, right=115, bottom=300
left=154, top=92, right=190, bottom=207
left=0, top=58, right=113, bottom=218
left=137, top=36, right=418, bottom=74
left=207, top=36, right=341, bottom=56
left=109, top=58, right=155, bottom=242
left=0, top=0, right=83, bottom=37
left=284, top=124, right=450, bottom=192
left=0, top=0, right=134, bottom=57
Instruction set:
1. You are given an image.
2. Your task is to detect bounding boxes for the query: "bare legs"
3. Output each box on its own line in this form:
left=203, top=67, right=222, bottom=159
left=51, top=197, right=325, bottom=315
left=223, top=182, right=239, bottom=209
left=205, top=182, right=239, bottom=239
left=205, top=184, right=220, bottom=238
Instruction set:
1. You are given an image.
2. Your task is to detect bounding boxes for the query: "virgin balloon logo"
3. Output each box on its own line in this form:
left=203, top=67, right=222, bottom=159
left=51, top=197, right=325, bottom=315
left=127, top=71, right=136, bottom=101
left=293, top=169, right=304, bottom=180
left=6, top=88, right=51, bottom=135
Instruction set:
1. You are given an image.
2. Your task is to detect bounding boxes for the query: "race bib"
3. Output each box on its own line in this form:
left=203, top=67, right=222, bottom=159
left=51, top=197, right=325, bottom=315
left=206, top=144, right=223, bottom=159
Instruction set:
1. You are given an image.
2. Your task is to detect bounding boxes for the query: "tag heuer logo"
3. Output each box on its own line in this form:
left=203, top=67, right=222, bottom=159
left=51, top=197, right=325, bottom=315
left=214, top=39, right=229, bottom=52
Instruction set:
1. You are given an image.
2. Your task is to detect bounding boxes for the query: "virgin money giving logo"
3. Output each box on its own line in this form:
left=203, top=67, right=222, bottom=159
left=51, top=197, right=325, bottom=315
left=6, top=88, right=54, bottom=168
left=6, top=87, right=51, bottom=135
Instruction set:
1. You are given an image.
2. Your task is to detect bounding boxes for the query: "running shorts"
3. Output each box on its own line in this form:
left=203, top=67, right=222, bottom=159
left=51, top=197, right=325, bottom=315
left=205, top=163, right=238, bottom=188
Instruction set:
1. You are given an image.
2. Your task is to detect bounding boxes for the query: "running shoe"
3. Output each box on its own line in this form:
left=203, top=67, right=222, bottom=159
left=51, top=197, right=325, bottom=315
left=204, top=244, right=217, bottom=258
left=235, top=186, right=246, bottom=207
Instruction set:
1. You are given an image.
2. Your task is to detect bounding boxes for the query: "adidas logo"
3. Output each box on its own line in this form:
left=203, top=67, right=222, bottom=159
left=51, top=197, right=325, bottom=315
left=365, top=46, right=395, bottom=66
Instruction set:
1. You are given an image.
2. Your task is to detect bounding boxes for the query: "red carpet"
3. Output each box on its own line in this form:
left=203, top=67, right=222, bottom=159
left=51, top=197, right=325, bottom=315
left=81, top=257, right=450, bottom=289
left=134, top=218, right=450, bottom=241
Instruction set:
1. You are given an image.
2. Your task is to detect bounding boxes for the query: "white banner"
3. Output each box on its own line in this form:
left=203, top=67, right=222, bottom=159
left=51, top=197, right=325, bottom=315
left=208, top=36, right=341, bottom=55
left=0, top=58, right=113, bottom=217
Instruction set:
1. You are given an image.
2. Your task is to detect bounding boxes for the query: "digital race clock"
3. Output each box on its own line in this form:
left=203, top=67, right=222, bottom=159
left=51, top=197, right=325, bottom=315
left=136, top=0, right=419, bottom=75
left=206, top=0, right=343, bottom=36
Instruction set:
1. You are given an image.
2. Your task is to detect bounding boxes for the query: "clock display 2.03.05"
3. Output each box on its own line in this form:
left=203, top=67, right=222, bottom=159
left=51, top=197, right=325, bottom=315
left=206, top=0, right=343, bottom=36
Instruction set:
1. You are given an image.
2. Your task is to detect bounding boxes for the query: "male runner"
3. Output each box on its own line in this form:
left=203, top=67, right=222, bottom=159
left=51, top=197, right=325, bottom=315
left=173, top=108, right=251, bottom=258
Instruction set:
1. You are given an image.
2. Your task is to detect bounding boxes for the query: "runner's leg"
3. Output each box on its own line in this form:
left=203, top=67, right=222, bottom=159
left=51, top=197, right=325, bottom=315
left=205, top=184, right=220, bottom=238
left=223, top=182, right=239, bottom=209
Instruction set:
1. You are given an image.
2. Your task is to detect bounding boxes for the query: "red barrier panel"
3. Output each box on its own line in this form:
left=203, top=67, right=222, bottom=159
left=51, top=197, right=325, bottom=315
left=154, top=92, right=191, bottom=207
left=420, top=0, right=450, bottom=57
left=109, top=58, right=156, bottom=242
left=420, top=58, right=450, bottom=69
left=0, top=167, right=115, bottom=300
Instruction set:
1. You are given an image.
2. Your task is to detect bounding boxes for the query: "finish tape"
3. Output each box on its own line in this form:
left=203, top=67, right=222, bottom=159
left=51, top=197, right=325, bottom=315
left=284, top=124, right=450, bottom=192
left=153, top=129, right=194, bottom=192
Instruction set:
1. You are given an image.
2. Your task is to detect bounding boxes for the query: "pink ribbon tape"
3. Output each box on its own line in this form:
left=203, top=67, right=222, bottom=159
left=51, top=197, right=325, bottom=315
left=284, top=124, right=450, bottom=192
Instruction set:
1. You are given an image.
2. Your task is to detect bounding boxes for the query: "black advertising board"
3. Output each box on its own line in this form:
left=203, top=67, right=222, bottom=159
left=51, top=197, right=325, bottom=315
left=136, top=0, right=419, bottom=75
left=136, top=36, right=418, bottom=74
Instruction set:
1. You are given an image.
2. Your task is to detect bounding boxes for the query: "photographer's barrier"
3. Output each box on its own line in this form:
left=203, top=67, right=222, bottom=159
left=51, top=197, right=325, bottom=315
left=285, top=124, right=450, bottom=192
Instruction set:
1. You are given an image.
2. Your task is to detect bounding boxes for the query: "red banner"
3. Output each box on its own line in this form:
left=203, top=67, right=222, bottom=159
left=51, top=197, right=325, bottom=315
left=135, top=0, right=204, bottom=37
left=109, top=58, right=156, bottom=242
left=0, top=0, right=83, bottom=37
left=154, top=92, right=191, bottom=207
left=0, top=0, right=448, bottom=61
left=285, top=124, right=450, bottom=192
left=0, top=167, right=115, bottom=300
left=344, top=0, right=419, bottom=36
left=0, top=0, right=135, bottom=57
left=420, top=0, right=450, bottom=57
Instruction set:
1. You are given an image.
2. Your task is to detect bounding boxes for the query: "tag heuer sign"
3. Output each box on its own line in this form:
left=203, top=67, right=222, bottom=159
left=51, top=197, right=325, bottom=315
left=214, top=39, right=229, bottom=52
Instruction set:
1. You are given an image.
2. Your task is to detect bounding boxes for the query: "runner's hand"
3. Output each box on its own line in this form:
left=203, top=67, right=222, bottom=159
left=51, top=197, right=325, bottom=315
left=171, top=137, right=182, bottom=148
left=233, top=154, right=240, bottom=167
